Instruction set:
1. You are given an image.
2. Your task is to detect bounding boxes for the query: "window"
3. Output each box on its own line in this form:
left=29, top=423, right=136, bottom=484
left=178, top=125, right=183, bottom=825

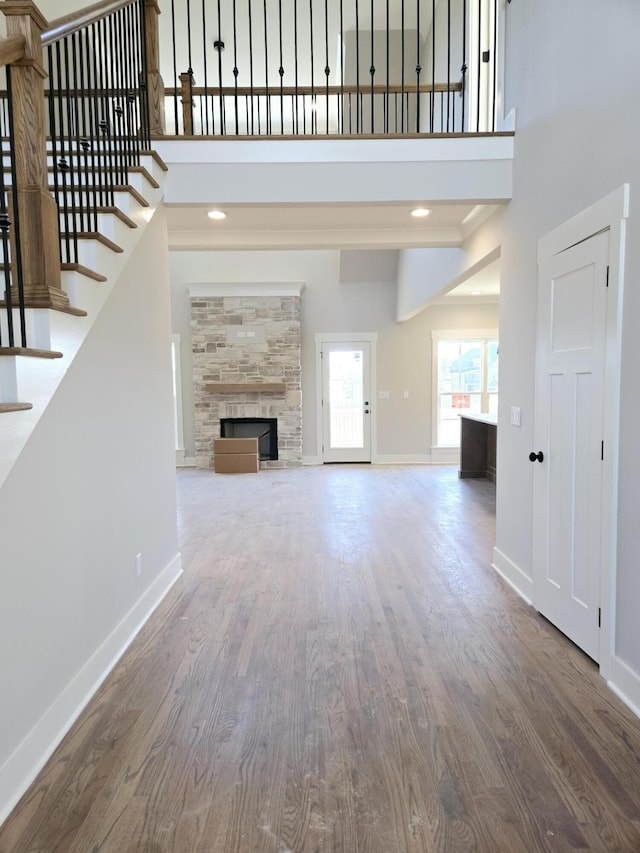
left=432, top=331, right=498, bottom=447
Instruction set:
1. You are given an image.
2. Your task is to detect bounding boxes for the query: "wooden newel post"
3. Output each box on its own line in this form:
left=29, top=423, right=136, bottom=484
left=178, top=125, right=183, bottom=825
left=2, top=0, right=68, bottom=310
left=143, top=0, right=165, bottom=136
left=179, top=70, right=195, bottom=136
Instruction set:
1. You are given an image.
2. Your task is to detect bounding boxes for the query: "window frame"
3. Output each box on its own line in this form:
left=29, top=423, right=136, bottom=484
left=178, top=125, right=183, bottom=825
left=431, top=328, right=499, bottom=449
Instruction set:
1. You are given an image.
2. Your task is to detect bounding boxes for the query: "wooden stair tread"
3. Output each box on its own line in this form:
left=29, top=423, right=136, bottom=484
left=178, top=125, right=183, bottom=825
left=42, top=163, right=159, bottom=189
left=0, top=346, right=63, bottom=359
left=0, top=300, right=88, bottom=317
left=0, top=402, right=33, bottom=413
left=61, top=263, right=107, bottom=282
left=43, top=147, right=167, bottom=173
left=141, top=149, right=169, bottom=171
left=49, top=183, right=150, bottom=208
left=65, top=207, right=138, bottom=229
left=59, top=232, right=123, bottom=253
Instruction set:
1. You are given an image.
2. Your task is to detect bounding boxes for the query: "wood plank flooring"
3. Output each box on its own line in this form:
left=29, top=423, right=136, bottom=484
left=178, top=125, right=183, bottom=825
left=2, top=465, right=640, bottom=852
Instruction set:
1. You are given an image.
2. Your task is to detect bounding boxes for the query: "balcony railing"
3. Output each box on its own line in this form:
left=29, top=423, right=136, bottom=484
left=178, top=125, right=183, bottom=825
left=162, top=0, right=499, bottom=137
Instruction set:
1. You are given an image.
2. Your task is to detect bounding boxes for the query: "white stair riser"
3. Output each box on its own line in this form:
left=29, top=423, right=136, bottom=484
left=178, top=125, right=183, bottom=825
left=0, top=356, right=18, bottom=404
left=0, top=309, right=52, bottom=352
left=57, top=211, right=136, bottom=247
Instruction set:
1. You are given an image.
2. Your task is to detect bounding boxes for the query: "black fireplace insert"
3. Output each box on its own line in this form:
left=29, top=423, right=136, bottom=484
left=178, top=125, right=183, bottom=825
left=220, top=417, right=278, bottom=460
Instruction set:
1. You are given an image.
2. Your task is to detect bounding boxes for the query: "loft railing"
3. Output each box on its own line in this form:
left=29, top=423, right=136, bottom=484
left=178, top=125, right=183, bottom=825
left=0, top=0, right=503, bottom=362
left=162, top=0, right=499, bottom=137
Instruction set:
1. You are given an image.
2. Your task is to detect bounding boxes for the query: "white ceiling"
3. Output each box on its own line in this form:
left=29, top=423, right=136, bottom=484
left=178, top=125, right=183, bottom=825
left=165, top=201, right=500, bottom=251
left=442, top=257, right=501, bottom=300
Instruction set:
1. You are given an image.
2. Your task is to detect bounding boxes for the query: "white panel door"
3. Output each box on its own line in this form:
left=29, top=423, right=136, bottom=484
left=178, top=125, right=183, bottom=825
left=322, top=342, right=371, bottom=463
left=532, top=230, right=609, bottom=661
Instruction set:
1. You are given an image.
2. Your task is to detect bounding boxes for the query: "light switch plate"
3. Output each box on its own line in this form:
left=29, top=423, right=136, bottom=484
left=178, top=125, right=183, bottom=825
left=510, top=406, right=521, bottom=427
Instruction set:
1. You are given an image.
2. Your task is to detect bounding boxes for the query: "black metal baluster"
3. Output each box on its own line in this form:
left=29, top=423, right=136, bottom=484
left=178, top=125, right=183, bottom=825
left=461, top=0, right=467, bottom=132
left=217, top=0, right=224, bottom=133
left=137, top=0, right=151, bottom=148
left=325, top=0, right=330, bottom=134
left=415, top=0, right=420, bottom=132
left=263, top=0, right=269, bottom=134
left=385, top=0, right=389, bottom=132
left=477, top=0, right=482, bottom=132
left=310, top=0, right=315, bottom=134
left=248, top=0, right=256, bottom=134
left=201, top=0, right=209, bottom=134
left=90, top=22, right=109, bottom=209
left=98, top=17, right=117, bottom=201
left=0, top=209, right=14, bottom=348
left=447, top=0, right=451, bottom=131
left=294, top=0, right=299, bottom=134
left=355, top=0, right=359, bottom=133
left=431, top=0, right=435, bottom=131
left=107, top=15, right=125, bottom=187
left=53, top=41, right=69, bottom=263
left=279, top=0, right=285, bottom=134
left=115, top=8, right=128, bottom=177
left=492, top=0, right=497, bottom=131
left=68, top=33, right=86, bottom=237
left=340, top=0, right=344, bottom=133
left=5, top=66, right=26, bottom=347
left=62, top=36, right=83, bottom=249
left=233, top=0, right=239, bottom=134
left=0, top=94, right=14, bottom=348
left=400, top=0, right=405, bottom=132
left=370, top=0, right=374, bottom=133
left=170, top=0, right=180, bottom=132
left=126, top=3, right=141, bottom=162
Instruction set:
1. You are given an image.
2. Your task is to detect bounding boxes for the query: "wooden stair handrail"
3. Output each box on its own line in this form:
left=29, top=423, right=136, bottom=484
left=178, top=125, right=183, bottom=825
left=169, top=81, right=463, bottom=99
left=0, top=35, right=26, bottom=68
left=42, top=0, right=136, bottom=46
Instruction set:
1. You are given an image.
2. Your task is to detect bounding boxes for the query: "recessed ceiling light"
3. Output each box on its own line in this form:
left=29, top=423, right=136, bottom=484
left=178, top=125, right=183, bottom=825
left=411, top=207, right=431, bottom=218
left=207, top=209, right=226, bottom=220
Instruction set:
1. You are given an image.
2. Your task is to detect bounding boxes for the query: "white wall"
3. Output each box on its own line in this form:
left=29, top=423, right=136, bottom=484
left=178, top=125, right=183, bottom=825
left=0, top=209, right=181, bottom=823
left=169, top=248, right=498, bottom=461
left=497, top=1, right=640, bottom=687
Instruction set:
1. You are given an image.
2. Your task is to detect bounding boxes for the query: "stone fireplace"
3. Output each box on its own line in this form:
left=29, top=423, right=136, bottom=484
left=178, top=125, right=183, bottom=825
left=190, top=284, right=303, bottom=469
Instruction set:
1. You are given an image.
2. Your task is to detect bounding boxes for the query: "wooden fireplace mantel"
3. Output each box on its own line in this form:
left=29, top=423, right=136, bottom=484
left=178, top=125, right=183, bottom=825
left=205, top=383, right=286, bottom=393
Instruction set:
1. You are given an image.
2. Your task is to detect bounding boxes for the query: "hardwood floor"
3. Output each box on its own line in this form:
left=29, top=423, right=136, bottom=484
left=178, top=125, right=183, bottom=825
left=2, top=465, right=640, bottom=852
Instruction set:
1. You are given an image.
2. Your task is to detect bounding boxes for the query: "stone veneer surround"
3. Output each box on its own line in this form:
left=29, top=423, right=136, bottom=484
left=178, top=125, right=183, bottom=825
left=190, top=285, right=303, bottom=469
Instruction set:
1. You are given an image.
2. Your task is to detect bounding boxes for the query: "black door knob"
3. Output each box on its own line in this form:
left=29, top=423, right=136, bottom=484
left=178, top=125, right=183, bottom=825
left=529, top=451, right=544, bottom=463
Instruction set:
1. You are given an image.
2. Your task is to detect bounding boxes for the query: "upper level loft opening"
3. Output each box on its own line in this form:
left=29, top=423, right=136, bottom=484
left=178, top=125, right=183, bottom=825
left=160, top=0, right=504, bottom=138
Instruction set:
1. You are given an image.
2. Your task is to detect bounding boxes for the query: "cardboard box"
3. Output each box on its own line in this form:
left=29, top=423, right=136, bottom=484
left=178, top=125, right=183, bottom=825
left=214, top=437, right=259, bottom=455
left=214, top=452, right=260, bottom=474
left=213, top=437, right=260, bottom=473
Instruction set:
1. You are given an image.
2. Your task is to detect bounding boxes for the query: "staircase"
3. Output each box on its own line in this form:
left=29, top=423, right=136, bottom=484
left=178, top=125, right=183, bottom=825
left=0, top=0, right=168, bottom=485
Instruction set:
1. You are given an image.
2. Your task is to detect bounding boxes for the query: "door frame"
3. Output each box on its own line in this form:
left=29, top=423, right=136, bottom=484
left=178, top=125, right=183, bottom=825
left=536, top=184, right=629, bottom=680
left=315, top=332, right=378, bottom=463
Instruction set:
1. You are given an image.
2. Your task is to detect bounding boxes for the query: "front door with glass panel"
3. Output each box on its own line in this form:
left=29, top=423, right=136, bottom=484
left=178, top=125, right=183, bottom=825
left=322, top=342, right=371, bottom=462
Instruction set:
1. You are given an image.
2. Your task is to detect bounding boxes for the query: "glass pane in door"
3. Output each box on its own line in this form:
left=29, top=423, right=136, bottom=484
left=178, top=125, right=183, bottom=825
left=328, top=349, right=364, bottom=449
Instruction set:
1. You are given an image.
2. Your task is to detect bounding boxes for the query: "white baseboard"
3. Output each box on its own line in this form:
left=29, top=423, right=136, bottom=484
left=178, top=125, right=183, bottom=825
left=302, top=455, right=322, bottom=465
left=0, top=553, right=183, bottom=829
left=492, top=547, right=533, bottom=605
left=176, top=455, right=196, bottom=468
left=608, top=655, right=640, bottom=720
left=373, top=454, right=433, bottom=465
left=430, top=447, right=461, bottom=465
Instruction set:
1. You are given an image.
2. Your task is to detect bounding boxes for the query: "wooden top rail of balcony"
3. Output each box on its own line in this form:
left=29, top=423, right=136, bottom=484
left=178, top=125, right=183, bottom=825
left=169, top=81, right=463, bottom=99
